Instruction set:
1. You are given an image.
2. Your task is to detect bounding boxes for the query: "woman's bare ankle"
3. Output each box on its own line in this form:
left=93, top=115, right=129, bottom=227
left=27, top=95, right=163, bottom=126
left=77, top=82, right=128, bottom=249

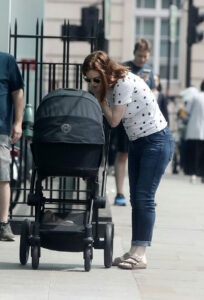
left=128, top=246, right=147, bottom=263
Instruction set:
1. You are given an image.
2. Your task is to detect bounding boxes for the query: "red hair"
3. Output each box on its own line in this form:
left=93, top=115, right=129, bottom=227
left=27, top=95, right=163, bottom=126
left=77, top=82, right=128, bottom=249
left=82, top=50, right=129, bottom=102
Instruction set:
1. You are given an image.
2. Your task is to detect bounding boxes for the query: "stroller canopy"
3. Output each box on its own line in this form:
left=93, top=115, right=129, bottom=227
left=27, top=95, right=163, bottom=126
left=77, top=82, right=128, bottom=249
left=33, top=88, right=105, bottom=145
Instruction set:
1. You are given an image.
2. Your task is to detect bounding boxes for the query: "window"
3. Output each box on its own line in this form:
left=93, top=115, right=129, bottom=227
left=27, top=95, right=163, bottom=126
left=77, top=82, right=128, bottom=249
left=159, top=18, right=180, bottom=79
left=136, top=0, right=155, bottom=9
left=135, top=3, right=181, bottom=80
left=162, top=0, right=181, bottom=9
left=135, top=18, right=155, bottom=67
left=160, top=19, right=169, bottom=58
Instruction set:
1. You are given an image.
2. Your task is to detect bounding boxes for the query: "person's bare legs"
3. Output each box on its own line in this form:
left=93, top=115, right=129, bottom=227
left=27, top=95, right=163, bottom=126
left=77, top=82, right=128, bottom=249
left=115, top=152, right=128, bottom=193
left=0, top=181, right=10, bottom=222
left=114, top=152, right=128, bottom=205
left=0, top=181, right=15, bottom=241
left=128, top=245, right=147, bottom=263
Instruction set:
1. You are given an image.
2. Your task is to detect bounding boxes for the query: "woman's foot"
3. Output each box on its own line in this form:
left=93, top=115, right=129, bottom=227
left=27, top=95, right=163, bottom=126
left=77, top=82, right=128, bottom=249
left=112, top=252, right=130, bottom=266
left=118, top=255, right=147, bottom=270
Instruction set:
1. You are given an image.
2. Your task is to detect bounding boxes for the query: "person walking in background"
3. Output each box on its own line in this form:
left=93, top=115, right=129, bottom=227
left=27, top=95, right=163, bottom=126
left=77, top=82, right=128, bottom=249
left=153, top=74, right=169, bottom=124
left=182, top=82, right=204, bottom=183
left=82, top=50, right=174, bottom=270
left=0, top=52, right=24, bottom=241
left=113, top=38, right=156, bottom=206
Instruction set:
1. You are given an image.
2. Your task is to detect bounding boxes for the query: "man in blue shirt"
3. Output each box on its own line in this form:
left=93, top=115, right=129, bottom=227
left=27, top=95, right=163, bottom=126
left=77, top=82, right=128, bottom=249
left=114, top=39, right=155, bottom=206
left=0, top=52, right=24, bottom=241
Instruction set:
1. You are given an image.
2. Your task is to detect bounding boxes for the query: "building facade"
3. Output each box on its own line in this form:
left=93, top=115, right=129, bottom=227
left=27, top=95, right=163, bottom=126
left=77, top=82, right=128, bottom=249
left=5, top=0, right=203, bottom=95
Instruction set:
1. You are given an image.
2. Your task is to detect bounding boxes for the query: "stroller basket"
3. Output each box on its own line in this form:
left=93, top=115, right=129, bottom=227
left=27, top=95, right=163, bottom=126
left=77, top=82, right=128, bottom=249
left=40, top=211, right=85, bottom=252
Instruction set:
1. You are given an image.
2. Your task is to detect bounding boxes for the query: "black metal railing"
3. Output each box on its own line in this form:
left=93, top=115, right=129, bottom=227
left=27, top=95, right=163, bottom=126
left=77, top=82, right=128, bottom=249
left=9, top=19, right=103, bottom=219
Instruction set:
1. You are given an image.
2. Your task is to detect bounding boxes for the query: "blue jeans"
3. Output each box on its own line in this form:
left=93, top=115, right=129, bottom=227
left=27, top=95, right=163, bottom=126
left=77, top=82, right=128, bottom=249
left=128, top=127, right=174, bottom=246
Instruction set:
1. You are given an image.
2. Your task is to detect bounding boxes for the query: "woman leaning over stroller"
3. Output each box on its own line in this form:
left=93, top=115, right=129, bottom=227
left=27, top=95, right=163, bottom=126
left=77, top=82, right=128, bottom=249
left=82, top=51, right=174, bottom=270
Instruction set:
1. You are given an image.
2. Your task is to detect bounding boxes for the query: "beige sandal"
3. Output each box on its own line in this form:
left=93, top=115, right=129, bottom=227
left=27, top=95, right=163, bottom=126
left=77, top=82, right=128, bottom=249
left=118, top=256, right=147, bottom=270
left=112, top=252, right=130, bottom=266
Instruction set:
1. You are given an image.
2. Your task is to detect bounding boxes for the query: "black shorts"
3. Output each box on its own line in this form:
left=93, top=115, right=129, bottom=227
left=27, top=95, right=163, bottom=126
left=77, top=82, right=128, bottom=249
left=184, top=139, right=204, bottom=176
left=116, top=121, right=129, bottom=153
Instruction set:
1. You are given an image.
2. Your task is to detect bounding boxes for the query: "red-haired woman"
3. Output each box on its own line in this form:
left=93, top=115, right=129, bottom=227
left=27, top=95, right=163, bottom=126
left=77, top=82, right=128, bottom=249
left=82, top=51, right=174, bottom=270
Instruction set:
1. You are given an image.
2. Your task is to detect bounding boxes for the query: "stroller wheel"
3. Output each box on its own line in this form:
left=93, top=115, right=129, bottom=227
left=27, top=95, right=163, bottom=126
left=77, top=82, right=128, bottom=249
left=104, top=223, right=114, bottom=268
left=84, top=245, right=92, bottom=272
left=32, top=245, right=40, bottom=270
left=19, top=219, right=31, bottom=265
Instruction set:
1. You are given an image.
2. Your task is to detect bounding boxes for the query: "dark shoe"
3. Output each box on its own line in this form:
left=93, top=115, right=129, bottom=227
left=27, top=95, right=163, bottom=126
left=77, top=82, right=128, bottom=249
left=0, top=222, right=15, bottom=241
left=114, top=193, right=127, bottom=206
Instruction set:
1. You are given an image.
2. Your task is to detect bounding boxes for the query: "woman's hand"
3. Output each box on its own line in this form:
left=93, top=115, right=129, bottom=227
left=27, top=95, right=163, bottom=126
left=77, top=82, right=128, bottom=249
left=100, top=101, right=126, bottom=128
left=89, top=86, right=101, bottom=101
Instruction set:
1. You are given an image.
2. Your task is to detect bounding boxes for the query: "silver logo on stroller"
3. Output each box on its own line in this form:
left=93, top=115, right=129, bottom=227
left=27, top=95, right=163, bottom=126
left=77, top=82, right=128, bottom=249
left=61, top=124, right=71, bottom=134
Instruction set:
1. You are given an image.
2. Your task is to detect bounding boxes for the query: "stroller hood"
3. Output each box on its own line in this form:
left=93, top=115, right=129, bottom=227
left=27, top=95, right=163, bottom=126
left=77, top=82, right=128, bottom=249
left=33, top=88, right=105, bottom=145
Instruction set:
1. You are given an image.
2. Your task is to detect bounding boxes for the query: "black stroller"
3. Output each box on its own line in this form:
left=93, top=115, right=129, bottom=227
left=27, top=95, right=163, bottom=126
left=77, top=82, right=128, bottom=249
left=19, top=88, right=114, bottom=271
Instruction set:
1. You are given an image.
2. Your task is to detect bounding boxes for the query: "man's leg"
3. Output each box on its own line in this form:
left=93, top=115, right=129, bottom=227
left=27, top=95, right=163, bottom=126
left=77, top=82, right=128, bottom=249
left=0, top=181, right=15, bottom=241
left=114, top=122, right=129, bottom=206
left=114, top=151, right=128, bottom=205
left=115, top=152, right=128, bottom=194
left=0, top=135, right=15, bottom=241
left=0, top=181, right=10, bottom=222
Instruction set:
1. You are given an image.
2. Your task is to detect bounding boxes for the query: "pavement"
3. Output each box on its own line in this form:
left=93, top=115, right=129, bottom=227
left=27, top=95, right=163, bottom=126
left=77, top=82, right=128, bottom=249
left=1, top=169, right=204, bottom=300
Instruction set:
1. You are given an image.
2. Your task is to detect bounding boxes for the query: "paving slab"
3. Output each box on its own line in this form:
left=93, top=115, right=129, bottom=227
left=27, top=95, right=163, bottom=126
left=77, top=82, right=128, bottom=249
left=1, top=171, right=204, bottom=299
left=0, top=236, right=141, bottom=300
left=108, top=172, right=204, bottom=300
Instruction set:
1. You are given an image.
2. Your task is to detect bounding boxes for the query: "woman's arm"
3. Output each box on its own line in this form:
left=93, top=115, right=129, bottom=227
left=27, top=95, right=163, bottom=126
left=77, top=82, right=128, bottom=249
left=91, top=77, right=131, bottom=127
left=100, top=101, right=126, bottom=128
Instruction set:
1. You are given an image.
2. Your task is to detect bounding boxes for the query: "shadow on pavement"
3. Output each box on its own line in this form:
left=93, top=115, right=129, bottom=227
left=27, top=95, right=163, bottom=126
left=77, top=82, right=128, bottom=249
left=0, top=261, right=105, bottom=272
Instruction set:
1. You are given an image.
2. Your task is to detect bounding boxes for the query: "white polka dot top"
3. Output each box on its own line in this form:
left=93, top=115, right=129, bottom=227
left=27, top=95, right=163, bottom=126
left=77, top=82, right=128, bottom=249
left=107, top=72, right=167, bottom=141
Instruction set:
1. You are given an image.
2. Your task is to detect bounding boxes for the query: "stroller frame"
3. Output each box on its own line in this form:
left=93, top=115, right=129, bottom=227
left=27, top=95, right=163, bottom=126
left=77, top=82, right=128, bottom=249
left=19, top=133, right=114, bottom=272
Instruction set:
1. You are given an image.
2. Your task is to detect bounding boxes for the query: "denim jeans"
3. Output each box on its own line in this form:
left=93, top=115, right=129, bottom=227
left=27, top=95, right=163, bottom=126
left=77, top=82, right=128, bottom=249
left=128, top=127, right=174, bottom=246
